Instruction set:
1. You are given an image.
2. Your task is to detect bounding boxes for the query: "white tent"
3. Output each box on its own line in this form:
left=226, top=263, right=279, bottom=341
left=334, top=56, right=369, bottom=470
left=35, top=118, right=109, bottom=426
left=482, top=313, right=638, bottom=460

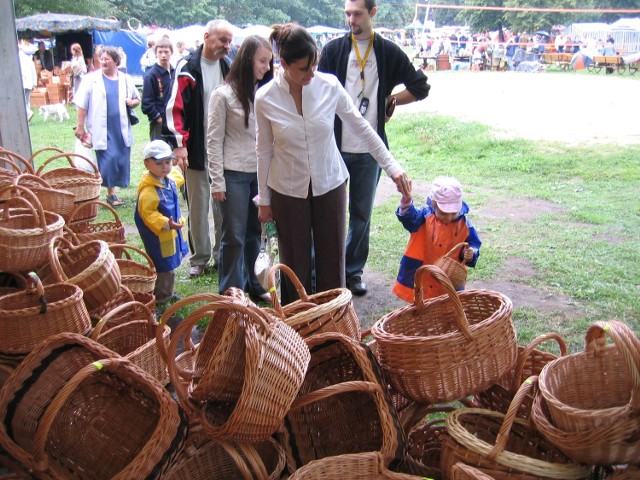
left=609, top=17, right=640, bottom=54
left=307, top=25, right=346, bottom=35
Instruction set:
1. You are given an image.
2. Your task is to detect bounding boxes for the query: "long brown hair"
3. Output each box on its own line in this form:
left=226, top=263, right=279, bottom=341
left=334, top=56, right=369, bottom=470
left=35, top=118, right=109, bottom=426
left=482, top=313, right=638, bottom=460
left=225, top=35, right=273, bottom=128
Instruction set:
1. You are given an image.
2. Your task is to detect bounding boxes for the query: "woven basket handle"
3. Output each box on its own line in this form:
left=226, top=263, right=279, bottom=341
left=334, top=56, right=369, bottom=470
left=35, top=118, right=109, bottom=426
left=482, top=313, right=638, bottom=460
left=487, top=375, right=538, bottom=461
left=13, top=173, right=52, bottom=189
left=91, top=301, right=155, bottom=340
left=510, top=332, right=568, bottom=393
left=69, top=199, right=122, bottom=226
left=31, top=358, right=128, bottom=471
left=237, top=442, right=270, bottom=480
left=0, top=184, right=47, bottom=231
left=109, top=243, right=156, bottom=273
left=24, top=272, right=48, bottom=314
left=585, top=320, right=640, bottom=409
left=36, top=152, right=100, bottom=178
left=415, top=265, right=472, bottom=340
left=267, top=263, right=311, bottom=319
left=289, top=380, right=383, bottom=411
left=28, top=146, right=65, bottom=166
left=47, top=235, right=80, bottom=282
left=442, top=242, right=469, bottom=260
left=0, top=150, right=35, bottom=174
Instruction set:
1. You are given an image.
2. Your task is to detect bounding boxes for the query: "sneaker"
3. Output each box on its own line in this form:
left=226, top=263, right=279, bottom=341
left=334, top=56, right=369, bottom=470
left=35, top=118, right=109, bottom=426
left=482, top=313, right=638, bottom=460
left=347, top=276, right=367, bottom=296
left=189, top=265, right=205, bottom=278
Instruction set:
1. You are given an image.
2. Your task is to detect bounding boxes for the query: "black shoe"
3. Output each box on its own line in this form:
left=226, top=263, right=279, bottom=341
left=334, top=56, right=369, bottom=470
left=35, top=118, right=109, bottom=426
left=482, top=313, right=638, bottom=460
left=347, top=276, right=367, bottom=296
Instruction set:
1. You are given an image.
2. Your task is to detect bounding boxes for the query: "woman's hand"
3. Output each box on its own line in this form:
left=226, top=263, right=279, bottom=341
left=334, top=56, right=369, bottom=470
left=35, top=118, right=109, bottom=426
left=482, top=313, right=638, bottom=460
left=125, top=97, right=140, bottom=108
left=391, top=171, right=412, bottom=198
left=258, top=205, right=273, bottom=224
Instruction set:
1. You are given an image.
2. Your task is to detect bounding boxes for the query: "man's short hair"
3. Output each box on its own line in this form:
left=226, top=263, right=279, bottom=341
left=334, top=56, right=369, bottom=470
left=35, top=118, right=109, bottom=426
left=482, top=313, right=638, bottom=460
left=155, top=38, right=173, bottom=53
left=348, top=0, right=377, bottom=12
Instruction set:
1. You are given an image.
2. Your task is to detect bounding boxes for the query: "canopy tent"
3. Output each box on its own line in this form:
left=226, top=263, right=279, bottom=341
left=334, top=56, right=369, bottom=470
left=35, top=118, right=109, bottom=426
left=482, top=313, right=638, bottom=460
left=94, top=30, right=146, bottom=76
left=15, top=13, right=119, bottom=36
left=609, top=17, right=640, bottom=54
left=307, top=25, right=346, bottom=35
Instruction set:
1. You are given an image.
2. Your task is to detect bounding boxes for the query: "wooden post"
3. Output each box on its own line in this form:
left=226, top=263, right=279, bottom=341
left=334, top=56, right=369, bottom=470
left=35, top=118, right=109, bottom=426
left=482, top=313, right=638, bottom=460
left=0, top=1, right=33, bottom=163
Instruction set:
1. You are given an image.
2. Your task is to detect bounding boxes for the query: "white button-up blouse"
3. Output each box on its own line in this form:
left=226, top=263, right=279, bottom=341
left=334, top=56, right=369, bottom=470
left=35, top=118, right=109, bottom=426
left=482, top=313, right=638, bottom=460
left=255, top=70, right=401, bottom=205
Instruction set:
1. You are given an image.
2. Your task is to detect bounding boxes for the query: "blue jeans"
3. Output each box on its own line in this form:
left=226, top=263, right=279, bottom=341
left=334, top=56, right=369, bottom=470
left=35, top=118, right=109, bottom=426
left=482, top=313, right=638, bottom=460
left=217, top=170, right=263, bottom=295
left=340, top=152, right=382, bottom=280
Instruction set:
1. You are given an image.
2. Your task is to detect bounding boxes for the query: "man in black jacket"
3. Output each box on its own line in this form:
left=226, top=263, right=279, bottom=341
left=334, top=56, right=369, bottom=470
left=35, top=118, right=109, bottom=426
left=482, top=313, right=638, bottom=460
left=165, top=19, right=233, bottom=278
left=318, top=0, right=430, bottom=295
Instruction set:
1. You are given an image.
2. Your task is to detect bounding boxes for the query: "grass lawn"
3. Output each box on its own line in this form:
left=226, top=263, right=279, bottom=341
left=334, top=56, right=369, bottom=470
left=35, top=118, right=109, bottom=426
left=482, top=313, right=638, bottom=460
left=24, top=104, right=640, bottom=351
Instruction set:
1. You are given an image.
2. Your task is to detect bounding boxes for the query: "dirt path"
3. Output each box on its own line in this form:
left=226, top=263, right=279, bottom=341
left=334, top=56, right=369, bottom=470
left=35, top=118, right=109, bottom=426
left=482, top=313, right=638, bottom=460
left=353, top=71, right=638, bottom=328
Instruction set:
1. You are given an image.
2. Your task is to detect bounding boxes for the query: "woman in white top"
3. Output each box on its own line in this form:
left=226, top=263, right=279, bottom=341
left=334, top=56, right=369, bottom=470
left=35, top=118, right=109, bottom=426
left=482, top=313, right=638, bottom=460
left=256, top=24, right=411, bottom=305
left=207, top=35, right=274, bottom=301
left=70, top=43, right=87, bottom=96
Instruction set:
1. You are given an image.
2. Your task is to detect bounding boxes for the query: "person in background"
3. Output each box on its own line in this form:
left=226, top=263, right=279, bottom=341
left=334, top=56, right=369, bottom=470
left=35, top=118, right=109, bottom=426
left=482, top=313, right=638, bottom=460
left=318, top=0, right=430, bottom=296
left=165, top=19, right=234, bottom=278
left=207, top=35, right=274, bottom=302
left=117, top=47, right=128, bottom=72
left=135, top=140, right=188, bottom=309
left=140, top=40, right=156, bottom=73
left=602, top=38, right=617, bottom=74
left=70, top=43, right=87, bottom=96
left=19, top=45, right=37, bottom=122
left=142, top=38, right=174, bottom=140
left=171, top=41, right=188, bottom=68
left=393, top=176, right=481, bottom=302
left=74, top=46, right=140, bottom=206
left=255, top=23, right=411, bottom=305
left=35, top=41, right=54, bottom=71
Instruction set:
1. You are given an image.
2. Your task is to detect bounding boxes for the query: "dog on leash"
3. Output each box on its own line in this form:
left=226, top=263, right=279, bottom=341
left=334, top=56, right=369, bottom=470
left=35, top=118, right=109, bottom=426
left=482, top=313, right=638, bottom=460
left=39, top=101, right=70, bottom=122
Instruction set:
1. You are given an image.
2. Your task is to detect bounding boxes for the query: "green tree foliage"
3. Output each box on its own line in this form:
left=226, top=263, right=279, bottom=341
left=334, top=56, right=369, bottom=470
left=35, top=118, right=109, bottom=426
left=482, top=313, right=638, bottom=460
left=376, top=2, right=415, bottom=29
left=458, top=0, right=505, bottom=31
left=504, top=0, right=576, bottom=34
left=14, top=0, right=115, bottom=18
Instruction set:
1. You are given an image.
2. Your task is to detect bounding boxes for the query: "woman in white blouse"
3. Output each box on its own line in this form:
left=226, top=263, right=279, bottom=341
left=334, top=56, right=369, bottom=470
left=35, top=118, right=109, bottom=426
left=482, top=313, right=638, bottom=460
left=255, top=24, right=411, bottom=305
left=207, top=35, right=274, bottom=301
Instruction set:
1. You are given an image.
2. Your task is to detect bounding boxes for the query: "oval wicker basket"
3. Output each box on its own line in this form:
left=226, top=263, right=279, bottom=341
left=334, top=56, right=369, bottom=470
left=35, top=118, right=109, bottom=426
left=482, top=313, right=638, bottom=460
left=265, top=263, right=361, bottom=340
left=451, top=462, right=496, bottom=480
left=12, top=173, right=76, bottom=221
left=372, top=265, right=517, bottom=404
left=91, top=301, right=170, bottom=385
left=68, top=199, right=126, bottom=244
left=0, top=272, right=91, bottom=356
left=0, top=185, right=65, bottom=272
left=109, top=243, right=157, bottom=294
left=433, top=242, right=468, bottom=290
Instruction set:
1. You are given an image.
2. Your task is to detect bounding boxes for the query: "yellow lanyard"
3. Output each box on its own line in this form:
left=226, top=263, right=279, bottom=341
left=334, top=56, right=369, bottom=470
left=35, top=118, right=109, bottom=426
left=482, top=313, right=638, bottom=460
left=352, top=33, right=374, bottom=97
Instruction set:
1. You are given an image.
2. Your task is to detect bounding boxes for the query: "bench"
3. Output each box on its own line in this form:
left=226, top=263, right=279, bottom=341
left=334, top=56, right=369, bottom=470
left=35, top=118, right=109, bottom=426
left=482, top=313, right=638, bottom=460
left=627, top=61, right=640, bottom=74
left=539, top=53, right=572, bottom=71
left=588, top=56, right=625, bottom=74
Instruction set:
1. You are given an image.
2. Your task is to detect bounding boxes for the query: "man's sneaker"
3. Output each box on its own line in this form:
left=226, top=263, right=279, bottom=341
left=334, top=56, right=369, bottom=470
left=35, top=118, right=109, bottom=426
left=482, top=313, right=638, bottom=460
left=189, top=265, right=205, bottom=278
left=347, top=276, right=367, bottom=296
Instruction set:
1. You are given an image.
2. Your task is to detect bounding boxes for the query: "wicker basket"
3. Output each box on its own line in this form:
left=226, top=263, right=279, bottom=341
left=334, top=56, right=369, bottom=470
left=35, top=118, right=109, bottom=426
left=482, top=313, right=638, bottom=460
left=35, top=152, right=102, bottom=223
left=0, top=333, right=120, bottom=469
left=266, top=263, right=361, bottom=340
left=166, top=299, right=310, bottom=443
left=0, top=151, right=35, bottom=199
left=475, top=332, right=568, bottom=419
left=441, top=378, right=591, bottom=480
left=28, top=146, right=64, bottom=166
left=45, top=235, right=121, bottom=311
left=282, top=332, right=405, bottom=470
left=533, top=320, right=640, bottom=465
left=0, top=361, right=16, bottom=390
left=109, top=243, right=157, bottom=294
left=87, top=284, right=135, bottom=327
left=0, top=185, right=65, bottom=272
left=91, top=301, right=170, bottom=385
left=68, top=199, right=126, bottom=244
left=433, top=242, right=468, bottom=290
left=0, top=272, right=91, bottom=357
left=12, top=173, right=76, bottom=221
left=28, top=358, right=187, bottom=479
left=288, top=452, right=423, bottom=480
left=372, top=265, right=517, bottom=404
left=451, top=463, right=496, bottom=480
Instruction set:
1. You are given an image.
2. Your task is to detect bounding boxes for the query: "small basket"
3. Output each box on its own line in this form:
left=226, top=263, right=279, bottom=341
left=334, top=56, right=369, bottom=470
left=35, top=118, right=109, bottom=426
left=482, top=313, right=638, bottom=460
left=165, top=298, right=310, bottom=443
left=451, top=463, right=496, bottom=480
left=91, top=301, right=170, bottom=385
left=68, top=199, right=126, bottom=243
left=433, top=242, right=468, bottom=290
left=282, top=332, right=405, bottom=469
left=0, top=272, right=91, bottom=357
left=372, top=265, right=517, bottom=404
left=475, top=332, right=567, bottom=419
left=88, top=284, right=135, bottom=327
left=12, top=173, right=75, bottom=221
left=441, top=377, right=591, bottom=480
left=44, top=235, right=121, bottom=311
left=266, top=263, right=361, bottom=340
left=533, top=320, right=640, bottom=465
left=28, top=358, right=187, bottom=479
left=0, top=185, right=65, bottom=271
left=288, top=451, right=423, bottom=480
left=109, top=243, right=157, bottom=294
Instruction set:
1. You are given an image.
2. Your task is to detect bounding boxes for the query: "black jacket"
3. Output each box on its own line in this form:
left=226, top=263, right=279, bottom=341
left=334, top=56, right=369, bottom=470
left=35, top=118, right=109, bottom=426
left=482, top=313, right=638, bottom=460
left=141, top=63, right=174, bottom=124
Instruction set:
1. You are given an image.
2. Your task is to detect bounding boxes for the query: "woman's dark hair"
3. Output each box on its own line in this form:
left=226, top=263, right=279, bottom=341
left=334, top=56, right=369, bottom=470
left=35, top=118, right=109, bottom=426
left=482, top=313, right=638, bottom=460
left=225, top=35, right=273, bottom=128
left=270, top=23, right=317, bottom=69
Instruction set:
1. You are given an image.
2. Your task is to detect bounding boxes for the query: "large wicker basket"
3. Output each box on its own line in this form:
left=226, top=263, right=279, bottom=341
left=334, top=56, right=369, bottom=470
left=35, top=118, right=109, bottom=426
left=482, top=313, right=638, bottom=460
left=372, top=265, right=517, bottom=404
left=109, top=243, right=157, bottom=294
left=68, top=199, right=126, bottom=244
left=0, top=185, right=65, bottom=272
left=0, top=272, right=91, bottom=357
left=45, top=235, right=121, bottom=311
left=12, top=173, right=75, bottom=222
left=441, top=378, right=591, bottom=480
left=475, top=332, right=567, bottom=419
left=266, top=263, right=360, bottom=340
left=533, top=320, right=640, bottom=465
left=282, top=332, right=405, bottom=470
left=166, top=298, right=310, bottom=442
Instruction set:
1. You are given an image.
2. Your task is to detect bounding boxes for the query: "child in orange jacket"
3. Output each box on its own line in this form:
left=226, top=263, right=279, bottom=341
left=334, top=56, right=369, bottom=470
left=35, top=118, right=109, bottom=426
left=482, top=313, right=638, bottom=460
left=393, top=176, right=481, bottom=302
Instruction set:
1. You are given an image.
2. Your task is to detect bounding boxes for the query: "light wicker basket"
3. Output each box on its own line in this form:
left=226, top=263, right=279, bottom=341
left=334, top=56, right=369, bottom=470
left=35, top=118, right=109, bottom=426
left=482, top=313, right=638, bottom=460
left=68, top=199, right=126, bottom=244
left=372, top=265, right=517, bottom=404
left=12, top=173, right=75, bottom=222
left=109, top=243, right=157, bottom=294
